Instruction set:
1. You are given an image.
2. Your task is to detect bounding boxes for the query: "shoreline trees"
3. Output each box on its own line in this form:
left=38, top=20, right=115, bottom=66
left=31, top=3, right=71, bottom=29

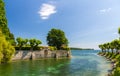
left=15, top=37, right=42, bottom=51
left=98, top=27, right=120, bottom=76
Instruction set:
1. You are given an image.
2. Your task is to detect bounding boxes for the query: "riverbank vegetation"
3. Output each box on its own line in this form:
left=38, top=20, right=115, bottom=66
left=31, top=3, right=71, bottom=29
left=98, top=27, right=120, bottom=76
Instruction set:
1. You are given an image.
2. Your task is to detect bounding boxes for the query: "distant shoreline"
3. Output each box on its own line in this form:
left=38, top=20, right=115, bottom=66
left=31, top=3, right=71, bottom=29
left=70, top=47, right=94, bottom=50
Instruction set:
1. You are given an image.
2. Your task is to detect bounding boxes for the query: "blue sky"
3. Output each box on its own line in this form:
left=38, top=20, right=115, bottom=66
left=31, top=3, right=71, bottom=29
left=4, top=0, right=120, bottom=49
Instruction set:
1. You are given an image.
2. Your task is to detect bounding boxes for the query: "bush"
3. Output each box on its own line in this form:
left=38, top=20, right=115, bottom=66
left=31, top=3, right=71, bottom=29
left=113, top=67, right=120, bottom=76
left=61, top=46, right=70, bottom=51
left=33, top=46, right=44, bottom=50
left=0, top=31, right=15, bottom=63
left=48, top=46, right=57, bottom=51
left=15, top=46, right=44, bottom=51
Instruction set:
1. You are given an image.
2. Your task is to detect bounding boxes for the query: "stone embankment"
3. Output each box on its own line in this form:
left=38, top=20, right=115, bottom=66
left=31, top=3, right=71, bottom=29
left=12, top=49, right=71, bottom=60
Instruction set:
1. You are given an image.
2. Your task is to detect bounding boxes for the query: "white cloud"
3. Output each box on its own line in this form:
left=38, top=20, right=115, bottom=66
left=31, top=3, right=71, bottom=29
left=38, top=3, right=57, bottom=19
left=99, top=8, right=111, bottom=14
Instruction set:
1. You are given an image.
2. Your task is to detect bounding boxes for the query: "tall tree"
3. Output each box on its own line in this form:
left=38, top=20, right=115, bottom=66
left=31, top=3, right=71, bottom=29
left=47, top=28, right=69, bottom=50
left=0, top=0, right=15, bottom=45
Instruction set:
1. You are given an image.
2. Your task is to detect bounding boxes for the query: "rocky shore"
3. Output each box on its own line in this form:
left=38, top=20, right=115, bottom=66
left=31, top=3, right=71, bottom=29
left=98, top=53, right=118, bottom=76
left=12, top=49, right=71, bottom=61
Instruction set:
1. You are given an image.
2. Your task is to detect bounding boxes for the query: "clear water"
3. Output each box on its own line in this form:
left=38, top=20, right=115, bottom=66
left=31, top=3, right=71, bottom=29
left=0, top=50, right=111, bottom=76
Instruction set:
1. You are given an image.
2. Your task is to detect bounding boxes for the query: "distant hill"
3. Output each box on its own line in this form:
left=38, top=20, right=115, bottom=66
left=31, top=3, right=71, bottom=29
left=70, top=47, right=94, bottom=50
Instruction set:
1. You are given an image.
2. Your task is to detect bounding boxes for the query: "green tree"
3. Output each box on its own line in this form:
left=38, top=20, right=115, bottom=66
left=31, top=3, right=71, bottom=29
left=113, top=39, right=120, bottom=53
left=16, top=37, right=28, bottom=50
left=103, top=43, right=107, bottom=53
left=0, top=30, right=15, bottom=63
left=29, top=39, right=42, bottom=50
left=47, top=28, right=69, bottom=50
left=106, top=42, right=110, bottom=53
left=0, top=0, right=15, bottom=45
left=23, top=39, right=28, bottom=46
left=99, top=44, right=104, bottom=52
left=110, top=41, right=115, bottom=53
left=16, top=37, right=23, bottom=50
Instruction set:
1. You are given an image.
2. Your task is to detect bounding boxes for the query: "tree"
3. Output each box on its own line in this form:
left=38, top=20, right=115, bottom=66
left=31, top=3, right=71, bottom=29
left=34, top=40, right=42, bottom=47
left=110, top=41, right=115, bottom=53
left=106, top=42, right=110, bottom=53
left=47, top=28, right=69, bottom=50
left=0, top=0, right=15, bottom=45
left=16, top=37, right=28, bottom=50
left=103, top=43, right=107, bottom=53
left=118, top=27, right=120, bottom=40
left=29, top=39, right=42, bottom=50
left=99, top=44, right=104, bottom=52
left=0, top=30, right=15, bottom=63
left=113, top=39, right=120, bottom=53
left=16, top=37, right=23, bottom=50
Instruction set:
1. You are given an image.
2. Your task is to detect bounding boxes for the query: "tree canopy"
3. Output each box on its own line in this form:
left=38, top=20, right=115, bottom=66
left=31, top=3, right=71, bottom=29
left=47, top=28, right=69, bottom=50
left=99, top=27, right=120, bottom=53
left=29, top=38, right=42, bottom=50
left=15, top=37, right=42, bottom=50
left=0, top=0, right=15, bottom=45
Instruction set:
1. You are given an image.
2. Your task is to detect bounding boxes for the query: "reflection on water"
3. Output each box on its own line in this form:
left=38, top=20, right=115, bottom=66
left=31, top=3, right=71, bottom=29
left=0, top=50, right=111, bottom=76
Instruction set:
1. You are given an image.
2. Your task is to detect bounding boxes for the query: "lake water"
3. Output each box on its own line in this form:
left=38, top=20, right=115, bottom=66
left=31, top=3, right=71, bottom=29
left=0, top=50, right=111, bottom=76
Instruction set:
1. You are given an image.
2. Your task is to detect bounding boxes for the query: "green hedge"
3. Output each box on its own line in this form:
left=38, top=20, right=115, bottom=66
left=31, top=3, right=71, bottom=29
left=14, top=46, right=44, bottom=51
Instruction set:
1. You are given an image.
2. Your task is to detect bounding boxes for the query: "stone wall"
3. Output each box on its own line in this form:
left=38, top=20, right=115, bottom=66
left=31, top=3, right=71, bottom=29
left=12, top=49, right=71, bottom=60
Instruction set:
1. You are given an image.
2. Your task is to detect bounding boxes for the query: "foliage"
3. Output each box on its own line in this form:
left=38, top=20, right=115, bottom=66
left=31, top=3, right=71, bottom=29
left=29, top=39, right=42, bottom=50
left=61, top=46, right=70, bottom=51
left=48, top=46, right=57, bottom=51
left=16, top=37, right=42, bottom=50
left=0, top=31, right=15, bottom=63
left=0, top=0, right=15, bottom=45
left=98, top=27, right=120, bottom=76
left=47, top=28, right=69, bottom=50
left=15, top=46, right=43, bottom=50
left=16, top=37, right=28, bottom=50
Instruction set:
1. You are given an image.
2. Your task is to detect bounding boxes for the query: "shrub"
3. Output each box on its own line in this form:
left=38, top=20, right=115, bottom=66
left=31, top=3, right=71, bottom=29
left=0, top=31, right=15, bottom=63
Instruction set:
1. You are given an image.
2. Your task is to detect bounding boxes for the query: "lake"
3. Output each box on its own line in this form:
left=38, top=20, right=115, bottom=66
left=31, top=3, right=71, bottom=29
left=0, top=50, right=111, bottom=76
